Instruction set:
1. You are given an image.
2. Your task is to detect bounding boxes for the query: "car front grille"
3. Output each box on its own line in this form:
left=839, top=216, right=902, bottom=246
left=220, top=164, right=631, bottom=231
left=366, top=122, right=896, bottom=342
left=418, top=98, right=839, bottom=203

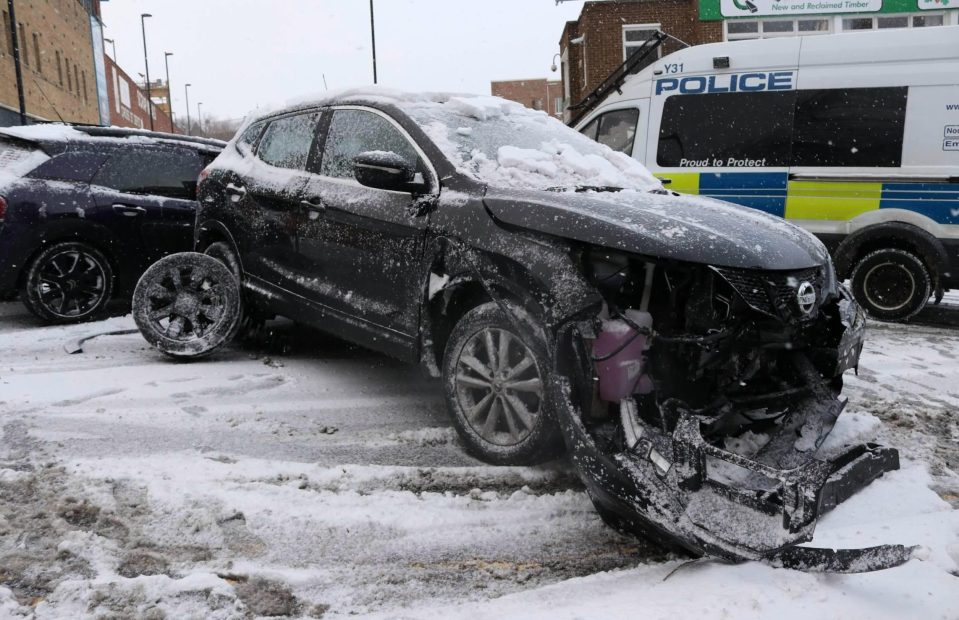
left=713, top=266, right=823, bottom=320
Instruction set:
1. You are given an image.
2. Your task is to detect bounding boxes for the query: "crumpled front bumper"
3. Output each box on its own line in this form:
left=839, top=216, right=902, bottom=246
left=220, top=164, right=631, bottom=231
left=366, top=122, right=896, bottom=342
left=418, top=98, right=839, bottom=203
left=550, top=311, right=915, bottom=573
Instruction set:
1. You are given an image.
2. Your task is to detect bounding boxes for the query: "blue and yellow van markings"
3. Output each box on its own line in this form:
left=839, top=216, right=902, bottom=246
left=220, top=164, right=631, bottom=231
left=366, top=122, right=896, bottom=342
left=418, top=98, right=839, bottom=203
left=655, top=172, right=959, bottom=225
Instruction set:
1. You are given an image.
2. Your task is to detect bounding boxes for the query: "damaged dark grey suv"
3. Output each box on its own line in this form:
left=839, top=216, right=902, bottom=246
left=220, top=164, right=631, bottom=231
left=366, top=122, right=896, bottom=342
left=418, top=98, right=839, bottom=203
left=132, top=89, right=913, bottom=572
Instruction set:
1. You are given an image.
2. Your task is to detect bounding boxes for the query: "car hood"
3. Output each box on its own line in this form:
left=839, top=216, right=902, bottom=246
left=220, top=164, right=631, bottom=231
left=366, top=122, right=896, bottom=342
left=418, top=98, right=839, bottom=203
left=483, top=187, right=828, bottom=271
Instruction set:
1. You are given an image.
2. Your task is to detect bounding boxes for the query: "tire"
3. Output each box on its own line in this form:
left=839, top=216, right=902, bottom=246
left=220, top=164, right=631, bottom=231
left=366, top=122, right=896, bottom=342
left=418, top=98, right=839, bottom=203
left=133, top=252, right=241, bottom=359
left=850, top=248, right=931, bottom=322
left=203, top=241, right=242, bottom=283
left=442, top=302, right=564, bottom=465
left=22, top=241, right=114, bottom=324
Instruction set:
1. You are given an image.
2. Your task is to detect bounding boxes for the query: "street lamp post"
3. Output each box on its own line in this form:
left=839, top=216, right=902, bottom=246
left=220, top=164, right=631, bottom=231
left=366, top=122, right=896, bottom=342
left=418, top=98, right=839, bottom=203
left=184, top=83, right=192, bottom=136
left=369, top=0, right=377, bottom=84
left=197, top=102, right=203, bottom=137
left=164, top=52, right=175, bottom=133
left=6, top=0, right=27, bottom=125
left=140, top=13, right=154, bottom=130
left=104, top=38, right=117, bottom=64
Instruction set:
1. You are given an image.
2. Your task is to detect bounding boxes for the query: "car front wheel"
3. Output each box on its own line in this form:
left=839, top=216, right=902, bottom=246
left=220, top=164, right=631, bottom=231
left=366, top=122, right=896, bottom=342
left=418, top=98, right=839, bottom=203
left=133, top=252, right=241, bottom=359
left=850, top=248, right=930, bottom=322
left=22, top=241, right=114, bottom=324
left=442, top=302, right=564, bottom=465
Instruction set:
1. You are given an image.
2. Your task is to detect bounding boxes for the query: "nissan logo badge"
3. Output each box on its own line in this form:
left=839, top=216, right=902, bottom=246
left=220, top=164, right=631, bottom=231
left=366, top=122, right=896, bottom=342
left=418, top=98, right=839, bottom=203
left=797, top=281, right=817, bottom=315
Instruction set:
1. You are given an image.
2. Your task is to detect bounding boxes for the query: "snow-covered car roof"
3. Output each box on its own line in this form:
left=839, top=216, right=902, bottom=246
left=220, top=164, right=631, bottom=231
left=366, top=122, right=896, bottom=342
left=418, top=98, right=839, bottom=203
left=247, top=87, right=663, bottom=193
left=0, top=124, right=225, bottom=154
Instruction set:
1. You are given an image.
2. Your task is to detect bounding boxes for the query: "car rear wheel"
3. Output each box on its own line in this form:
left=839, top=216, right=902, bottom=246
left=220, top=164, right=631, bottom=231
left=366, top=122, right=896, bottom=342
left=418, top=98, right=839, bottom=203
left=442, top=302, right=564, bottom=465
left=22, top=241, right=113, bottom=324
left=133, top=252, right=241, bottom=359
left=850, top=248, right=930, bottom=322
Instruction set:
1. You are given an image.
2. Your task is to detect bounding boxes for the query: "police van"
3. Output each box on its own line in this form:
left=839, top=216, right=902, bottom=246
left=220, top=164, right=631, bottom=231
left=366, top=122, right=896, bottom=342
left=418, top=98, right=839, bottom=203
left=575, top=26, right=959, bottom=321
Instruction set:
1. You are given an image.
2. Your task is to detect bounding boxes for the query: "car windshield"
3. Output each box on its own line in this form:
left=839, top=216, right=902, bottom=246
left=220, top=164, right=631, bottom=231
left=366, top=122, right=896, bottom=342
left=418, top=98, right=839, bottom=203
left=404, top=95, right=661, bottom=192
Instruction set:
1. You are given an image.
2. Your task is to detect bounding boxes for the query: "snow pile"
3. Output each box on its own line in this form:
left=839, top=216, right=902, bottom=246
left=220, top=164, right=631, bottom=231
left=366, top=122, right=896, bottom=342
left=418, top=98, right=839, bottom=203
left=405, top=94, right=662, bottom=191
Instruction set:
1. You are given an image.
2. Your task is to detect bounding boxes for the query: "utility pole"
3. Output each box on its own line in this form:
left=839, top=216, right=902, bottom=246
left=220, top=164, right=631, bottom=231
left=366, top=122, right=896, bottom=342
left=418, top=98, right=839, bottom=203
left=141, top=13, right=154, bottom=130
left=164, top=52, right=175, bottom=133
left=369, top=0, right=377, bottom=84
left=104, top=38, right=117, bottom=64
left=184, top=83, right=192, bottom=136
left=197, top=102, right=203, bottom=137
left=6, top=0, right=27, bottom=125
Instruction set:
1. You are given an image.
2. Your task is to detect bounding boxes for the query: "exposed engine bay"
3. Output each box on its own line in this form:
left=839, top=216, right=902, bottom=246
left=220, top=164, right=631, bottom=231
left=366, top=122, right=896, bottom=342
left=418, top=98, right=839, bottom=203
left=550, top=249, right=915, bottom=572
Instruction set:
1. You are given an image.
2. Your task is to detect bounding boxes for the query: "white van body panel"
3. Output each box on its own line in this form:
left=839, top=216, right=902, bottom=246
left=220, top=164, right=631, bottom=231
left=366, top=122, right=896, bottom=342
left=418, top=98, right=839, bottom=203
left=575, top=26, right=959, bottom=287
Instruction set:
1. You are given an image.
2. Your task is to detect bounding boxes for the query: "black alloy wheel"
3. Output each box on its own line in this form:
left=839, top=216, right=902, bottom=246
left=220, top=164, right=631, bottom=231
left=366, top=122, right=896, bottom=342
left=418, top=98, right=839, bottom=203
left=23, top=242, right=113, bottom=323
left=133, top=252, right=241, bottom=359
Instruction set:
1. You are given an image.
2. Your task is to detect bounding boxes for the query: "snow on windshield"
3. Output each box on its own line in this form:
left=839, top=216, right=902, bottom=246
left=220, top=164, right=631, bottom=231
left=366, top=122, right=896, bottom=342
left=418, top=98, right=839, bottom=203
left=404, top=95, right=662, bottom=192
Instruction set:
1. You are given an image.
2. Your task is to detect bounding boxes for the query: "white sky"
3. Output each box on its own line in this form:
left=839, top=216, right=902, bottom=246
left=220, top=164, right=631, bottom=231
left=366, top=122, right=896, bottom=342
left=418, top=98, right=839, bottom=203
left=99, top=0, right=585, bottom=123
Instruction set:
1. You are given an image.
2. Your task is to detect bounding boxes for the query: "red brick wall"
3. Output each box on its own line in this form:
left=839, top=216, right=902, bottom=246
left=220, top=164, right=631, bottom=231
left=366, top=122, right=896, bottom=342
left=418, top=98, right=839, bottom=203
left=560, top=0, right=722, bottom=108
left=104, top=56, right=178, bottom=133
left=491, top=78, right=565, bottom=118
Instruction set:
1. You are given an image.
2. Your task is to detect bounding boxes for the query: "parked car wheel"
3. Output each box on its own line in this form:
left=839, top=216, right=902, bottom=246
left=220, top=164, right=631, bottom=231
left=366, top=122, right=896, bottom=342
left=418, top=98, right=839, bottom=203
left=442, top=302, right=563, bottom=465
left=133, top=252, right=241, bottom=359
left=850, top=248, right=930, bottom=322
left=22, top=241, right=114, bottom=324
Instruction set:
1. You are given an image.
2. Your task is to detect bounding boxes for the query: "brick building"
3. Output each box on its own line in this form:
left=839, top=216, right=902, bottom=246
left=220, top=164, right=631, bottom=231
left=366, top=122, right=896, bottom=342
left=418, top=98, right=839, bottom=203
left=558, top=0, right=958, bottom=123
left=559, top=0, right=722, bottom=120
left=490, top=79, right=565, bottom=119
left=104, top=56, right=176, bottom=133
left=0, top=0, right=104, bottom=126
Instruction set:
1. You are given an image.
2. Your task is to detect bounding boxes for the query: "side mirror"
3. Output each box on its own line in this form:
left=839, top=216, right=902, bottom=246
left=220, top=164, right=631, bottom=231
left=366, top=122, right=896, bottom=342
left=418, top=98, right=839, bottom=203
left=352, top=151, right=418, bottom=193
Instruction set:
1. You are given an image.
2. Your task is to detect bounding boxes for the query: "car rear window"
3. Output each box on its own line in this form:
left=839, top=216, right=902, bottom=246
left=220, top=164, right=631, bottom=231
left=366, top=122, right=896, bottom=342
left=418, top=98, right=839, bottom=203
left=0, top=138, right=50, bottom=178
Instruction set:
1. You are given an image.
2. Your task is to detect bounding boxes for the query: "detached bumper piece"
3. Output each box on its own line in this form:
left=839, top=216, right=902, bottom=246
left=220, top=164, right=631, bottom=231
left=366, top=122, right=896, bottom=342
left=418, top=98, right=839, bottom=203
left=555, top=383, right=913, bottom=574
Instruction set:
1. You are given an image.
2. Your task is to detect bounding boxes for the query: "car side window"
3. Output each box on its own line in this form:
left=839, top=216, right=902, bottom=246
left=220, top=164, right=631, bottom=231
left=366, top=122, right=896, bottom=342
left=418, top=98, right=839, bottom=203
left=93, top=149, right=203, bottom=199
left=320, top=109, right=421, bottom=180
left=256, top=113, right=321, bottom=170
left=595, top=109, right=640, bottom=154
left=236, top=121, right=266, bottom=153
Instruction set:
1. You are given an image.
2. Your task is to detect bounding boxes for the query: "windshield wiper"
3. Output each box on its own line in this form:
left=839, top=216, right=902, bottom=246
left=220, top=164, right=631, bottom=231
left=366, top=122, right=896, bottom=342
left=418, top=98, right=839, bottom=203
left=546, top=185, right=626, bottom=193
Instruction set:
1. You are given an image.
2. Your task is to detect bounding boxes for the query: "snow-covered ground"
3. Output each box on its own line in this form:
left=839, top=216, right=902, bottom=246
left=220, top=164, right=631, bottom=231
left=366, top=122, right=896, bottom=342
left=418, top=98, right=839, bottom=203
left=0, top=300, right=957, bottom=619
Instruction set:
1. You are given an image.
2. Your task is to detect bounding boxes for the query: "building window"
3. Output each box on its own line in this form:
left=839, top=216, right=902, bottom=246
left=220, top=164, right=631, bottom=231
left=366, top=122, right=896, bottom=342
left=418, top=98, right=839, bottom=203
left=2, top=11, right=10, bottom=56
left=74, top=65, right=79, bottom=96
left=66, top=59, right=72, bottom=92
left=32, top=32, right=41, bottom=74
left=838, top=12, right=946, bottom=31
left=56, top=51, right=63, bottom=86
left=18, top=23, right=27, bottom=66
left=725, top=18, right=830, bottom=40
left=82, top=71, right=88, bottom=104
left=913, top=14, right=944, bottom=27
left=623, top=24, right=662, bottom=74
left=554, top=97, right=565, bottom=116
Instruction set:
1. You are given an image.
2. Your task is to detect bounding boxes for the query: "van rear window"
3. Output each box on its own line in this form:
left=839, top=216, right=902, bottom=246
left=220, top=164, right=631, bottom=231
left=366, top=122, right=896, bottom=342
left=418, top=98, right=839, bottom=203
left=657, top=91, right=795, bottom=168
left=792, top=87, right=907, bottom=168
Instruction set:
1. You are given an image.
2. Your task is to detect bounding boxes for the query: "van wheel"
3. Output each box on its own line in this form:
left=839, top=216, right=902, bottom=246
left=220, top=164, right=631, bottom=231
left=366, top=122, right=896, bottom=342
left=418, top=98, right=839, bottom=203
left=133, top=252, right=241, bottom=359
left=442, top=302, right=564, bottom=465
left=850, top=248, right=930, bottom=322
left=23, top=241, right=114, bottom=324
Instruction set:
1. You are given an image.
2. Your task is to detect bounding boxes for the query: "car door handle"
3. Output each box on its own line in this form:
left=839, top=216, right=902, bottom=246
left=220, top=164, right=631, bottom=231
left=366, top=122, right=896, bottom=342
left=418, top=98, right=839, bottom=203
left=225, top=183, right=247, bottom=197
left=112, top=204, right=147, bottom=217
left=301, top=199, right=325, bottom=219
